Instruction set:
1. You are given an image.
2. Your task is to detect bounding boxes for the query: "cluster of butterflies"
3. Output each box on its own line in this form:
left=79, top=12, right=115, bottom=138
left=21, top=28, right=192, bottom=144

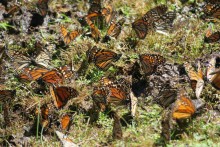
left=0, top=0, right=220, bottom=144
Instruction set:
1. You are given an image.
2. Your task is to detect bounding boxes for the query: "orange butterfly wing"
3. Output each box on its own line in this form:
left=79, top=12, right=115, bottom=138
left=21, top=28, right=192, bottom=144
left=140, top=54, right=165, bottom=75
left=132, top=19, right=149, bottom=39
left=92, top=87, right=108, bottom=111
left=107, top=86, right=128, bottom=105
left=172, top=96, right=196, bottom=120
left=101, top=5, right=115, bottom=24
left=30, top=68, right=50, bottom=80
left=85, top=14, right=101, bottom=42
left=107, top=18, right=125, bottom=38
left=41, top=70, right=63, bottom=85
left=60, top=26, right=81, bottom=45
left=61, top=114, right=71, bottom=130
left=94, top=50, right=122, bottom=70
left=50, top=86, right=78, bottom=109
left=204, top=31, right=220, bottom=43
left=35, top=105, right=49, bottom=128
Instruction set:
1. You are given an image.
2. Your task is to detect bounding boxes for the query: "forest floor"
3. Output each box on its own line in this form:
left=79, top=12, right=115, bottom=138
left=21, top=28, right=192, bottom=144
left=0, top=0, right=220, bottom=146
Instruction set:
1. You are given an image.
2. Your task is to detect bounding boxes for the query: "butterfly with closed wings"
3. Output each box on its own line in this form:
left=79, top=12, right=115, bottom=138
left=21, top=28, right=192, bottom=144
left=60, top=114, right=71, bottom=131
left=102, top=18, right=125, bottom=42
left=207, top=56, right=220, bottom=90
left=184, top=62, right=204, bottom=98
left=35, top=104, right=50, bottom=128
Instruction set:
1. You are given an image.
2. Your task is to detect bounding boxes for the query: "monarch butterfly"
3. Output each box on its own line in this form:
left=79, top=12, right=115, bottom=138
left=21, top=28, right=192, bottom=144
left=50, top=86, right=78, bottom=109
left=142, top=5, right=168, bottom=23
left=92, top=77, right=130, bottom=107
left=155, top=88, right=177, bottom=108
left=139, top=54, right=166, bottom=75
left=37, top=64, right=75, bottom=85
left=207, top=57, right=220, bottom=90
left=19, top=67, right=49, bottom=81
left=60, top=114, right=71, bottom=131
left=203, top=3, right=220, bottom=19
left=153, top=11, right=176, bottom=32
left=172, top=94, right=196, bottom=120
left=60, top=25, right=81, bottom=45
left=132, top=19, right=149, bottom=39
left=8, top=49, right=52, bottom=70
left=106, top=85, right=130, bottom=105
left=184, top=62, right=204, bottom=98
left=35, top=104, right=50, bottom=128
left=105, top=18, right=125, bottom=39
left=37, top=0, right=49, bottom=17
left=85, top=16, right=101, bottom=42
left=57, top=63, right=75, bottom=79
left=204, top=31, right=220, bottom=43
left=101, top=5, right=115, bottom=24
left=92, top=85, right=111, bottom=111
left=87, top=46, right=122, bottom=70
left=40, top=70, right=63, bottom=85
left=132, top=5, right=176, bottom=39
left=0, top=90, right=16, bottom=102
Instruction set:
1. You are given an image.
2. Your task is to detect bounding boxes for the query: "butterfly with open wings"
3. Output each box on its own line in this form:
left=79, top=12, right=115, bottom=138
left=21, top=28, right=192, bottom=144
left=139, top=54, right=166, bottom=75
left=92, top=77, right=131, bottom=110
left=60, top=25, right=82, bottom=45
left=50, top=86, right=78, bottom=109
left=87, top=46, right=122, bottom=71
left=132, top=5, right=176, bottom=39
left=172, top=91, right=196, bottom=120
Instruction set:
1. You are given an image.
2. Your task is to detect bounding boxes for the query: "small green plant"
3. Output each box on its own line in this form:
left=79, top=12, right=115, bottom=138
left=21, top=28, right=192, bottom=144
left=0, top=22, right=14, bottom=30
